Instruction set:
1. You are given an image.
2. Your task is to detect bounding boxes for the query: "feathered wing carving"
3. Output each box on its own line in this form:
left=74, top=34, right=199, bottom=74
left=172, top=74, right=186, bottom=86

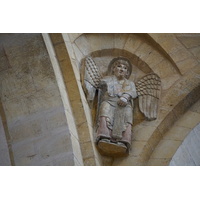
left=82, top=57, right=161, bottom=120
left=82, top=56, right=102, bottom=105
left=136, top=73, right=161, bottom=120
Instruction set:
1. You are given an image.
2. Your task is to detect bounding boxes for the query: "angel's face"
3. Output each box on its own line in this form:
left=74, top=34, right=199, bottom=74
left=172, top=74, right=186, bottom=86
left=113, top=63, right=128, bottom=79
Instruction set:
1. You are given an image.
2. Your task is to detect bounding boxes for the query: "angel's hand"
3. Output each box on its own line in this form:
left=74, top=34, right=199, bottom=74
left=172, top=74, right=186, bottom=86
left=97, top=81, right=107, bottom=90
left=117, top=97, right=128, bottom=107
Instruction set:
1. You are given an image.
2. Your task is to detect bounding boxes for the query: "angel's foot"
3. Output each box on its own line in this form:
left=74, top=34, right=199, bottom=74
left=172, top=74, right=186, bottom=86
left=100, top=138, right=110, bottom=143
left=117, top=141, right=127, bottom=148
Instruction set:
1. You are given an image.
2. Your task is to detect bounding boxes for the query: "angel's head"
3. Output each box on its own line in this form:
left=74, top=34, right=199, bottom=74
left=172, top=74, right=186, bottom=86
left=109, top=57, right=132, bottom=79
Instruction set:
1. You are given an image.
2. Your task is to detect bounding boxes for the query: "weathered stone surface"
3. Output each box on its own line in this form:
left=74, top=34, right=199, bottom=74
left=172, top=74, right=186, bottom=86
left=143, top=49, right=164, bottom=68
left=161, top=74, right=180, bottom=90
left=149, top=97, right=200, bottom=166
left=133, top=124, right=157, bottom=141
left=162, top=125, right=191, bottom=141
left=99, top=34, right=114, bottom=50
left=83, top=157, right=96, bottom=166
left=146, top=128, right=163, bottom=151
left=69, top=33, right=200, bottom=166
left=150, top=139, right=182, bottom=159
left=54, top=43, right=69, bottom=61
left=53, top=34, right=100, bottom=165
left=0, top=46, right=11, bottom=72
left=169, top=48, right=191, bottom=63
left=79, top=141, right=96, bottom=160
left=64, top=41, right=76, bottom=60
left=72, top=43, right=85, bottom=64
left=114, top=33, right=129, bottom=49
left=74, top=34, right=91, bottom=56
left=52, top=152, right=74, bottom=166
left=134, top=42, right=154, bottom=61
left=77, top=121, right=91, bottom=143
left=153, top=59, right=176, bottom=78
left=35, top=131, right=72, bottom=157
left=70, top=133, right=84, bottom=165
left=9, top=116, right=44, bottom=142
left=176, top=57, right=198, bottom=74
left=1, top=71, right=36, bottom=102
left=148, top=158, right=171, bottom=166
left=175, top=111, right=200, bottom=129
left=161, top=64, right=200, bottom=110
left=68, top=33, right=82, bottom=43
left=84, top=34, right=102, bottom=53
left=150, top=33, right=182, bottom=53
left=0, top=116, right=11, bottom=166
left=112, top=155, right=142, bottom=166
left=50, top=33, right=63, bottom=45
left=189, top=46, right=200, bottom=61
left=0, top=34, right=74, bottom=166
left=148, top=33, right=199, bottom=75
left=129, top=141, right=147, bottom=157
left=176, top=34, right=200, bottom=49
left=1, top=33, right=200, bottom=166
left=98, top=139, right=128, bottom=157
left=124, top=34, right=143, bottom=54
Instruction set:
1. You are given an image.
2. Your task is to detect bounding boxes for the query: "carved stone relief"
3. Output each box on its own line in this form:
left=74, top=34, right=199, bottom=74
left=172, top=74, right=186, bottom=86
left=81, top=56, right=161, bottom=157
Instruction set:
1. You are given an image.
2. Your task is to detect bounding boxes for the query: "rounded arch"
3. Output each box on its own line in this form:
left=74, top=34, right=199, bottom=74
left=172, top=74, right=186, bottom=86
left=73, top=33, right=181, bottom=90
left=140, top=75, right=200, bottom=165
left=64, top=33, right=200, bottom=165
left=90, top=48, right=152, bottom=74
left=169, top=121, right=200, bottom=166
left=148, top=98, right=200, bottom=166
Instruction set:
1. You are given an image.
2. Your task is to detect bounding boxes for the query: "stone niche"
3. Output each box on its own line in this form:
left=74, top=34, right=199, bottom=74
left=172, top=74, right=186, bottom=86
left=67, top=33, right=200, bottom=166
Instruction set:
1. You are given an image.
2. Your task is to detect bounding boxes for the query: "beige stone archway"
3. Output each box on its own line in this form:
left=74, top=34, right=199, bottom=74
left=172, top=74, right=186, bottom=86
left=2, top=33, right=200, bottom=166
left=148, top=98, right=200, bottom=166
left=43, top=33, right=200, bottom=165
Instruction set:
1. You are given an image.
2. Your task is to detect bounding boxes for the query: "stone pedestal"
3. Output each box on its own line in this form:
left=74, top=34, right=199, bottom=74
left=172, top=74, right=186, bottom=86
left=97, top=139, right=128, bottom=157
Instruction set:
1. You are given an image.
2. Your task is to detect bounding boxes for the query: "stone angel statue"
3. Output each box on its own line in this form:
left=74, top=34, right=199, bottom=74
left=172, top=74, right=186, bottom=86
left=81, top=56, right=161, bottom=156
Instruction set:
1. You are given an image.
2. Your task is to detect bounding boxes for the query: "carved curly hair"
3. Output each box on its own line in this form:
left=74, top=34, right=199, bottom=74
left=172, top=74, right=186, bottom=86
left=109, top=57, right=132, bottom=79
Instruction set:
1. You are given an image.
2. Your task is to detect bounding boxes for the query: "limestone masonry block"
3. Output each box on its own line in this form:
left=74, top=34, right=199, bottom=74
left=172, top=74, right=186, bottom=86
left=74, top=35, right=91, bottom=56
left=176, top=34, right=200, bottom=49
left=85, top=34, right=102, bottom=53
left=114, top=33, right=129, bottom=50
left=124, top=34, right=143, bottom=54
left=150, top=140, right=182, bottom=159
left=175, top=111, right=200, bottom=129
left=163, top=125, right=191, bottom=141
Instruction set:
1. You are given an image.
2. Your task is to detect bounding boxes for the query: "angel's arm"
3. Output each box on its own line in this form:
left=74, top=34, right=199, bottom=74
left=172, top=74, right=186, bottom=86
left=121, top=81, right=138, bottom=100
left=118, top=81, right=137, bottom=106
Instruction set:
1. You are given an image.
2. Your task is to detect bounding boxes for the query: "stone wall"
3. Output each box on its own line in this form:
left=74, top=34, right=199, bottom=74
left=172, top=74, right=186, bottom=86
left=0, top=115, right=11, bottom=165
left=64, top=33, right=200, bottom=166
left=1, top=33, right=200, bottom=166
left=0, top=34, right=74, bottom=165
left=147, top=97, right=200, bottom=165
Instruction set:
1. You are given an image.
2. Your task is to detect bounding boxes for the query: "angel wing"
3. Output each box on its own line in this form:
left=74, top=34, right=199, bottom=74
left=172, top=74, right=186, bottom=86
left=136, top=73, right=161, bottom=121
left=82, top=56, right=102, bottom=106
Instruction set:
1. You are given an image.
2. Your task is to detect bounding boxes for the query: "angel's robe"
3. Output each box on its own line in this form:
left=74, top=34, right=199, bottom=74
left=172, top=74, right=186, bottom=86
left=97, top=75, right=137, bottom=147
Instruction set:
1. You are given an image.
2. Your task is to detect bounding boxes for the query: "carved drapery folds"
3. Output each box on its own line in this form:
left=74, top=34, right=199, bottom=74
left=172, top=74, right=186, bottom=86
left=82, top=56, right=161, bottom=157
